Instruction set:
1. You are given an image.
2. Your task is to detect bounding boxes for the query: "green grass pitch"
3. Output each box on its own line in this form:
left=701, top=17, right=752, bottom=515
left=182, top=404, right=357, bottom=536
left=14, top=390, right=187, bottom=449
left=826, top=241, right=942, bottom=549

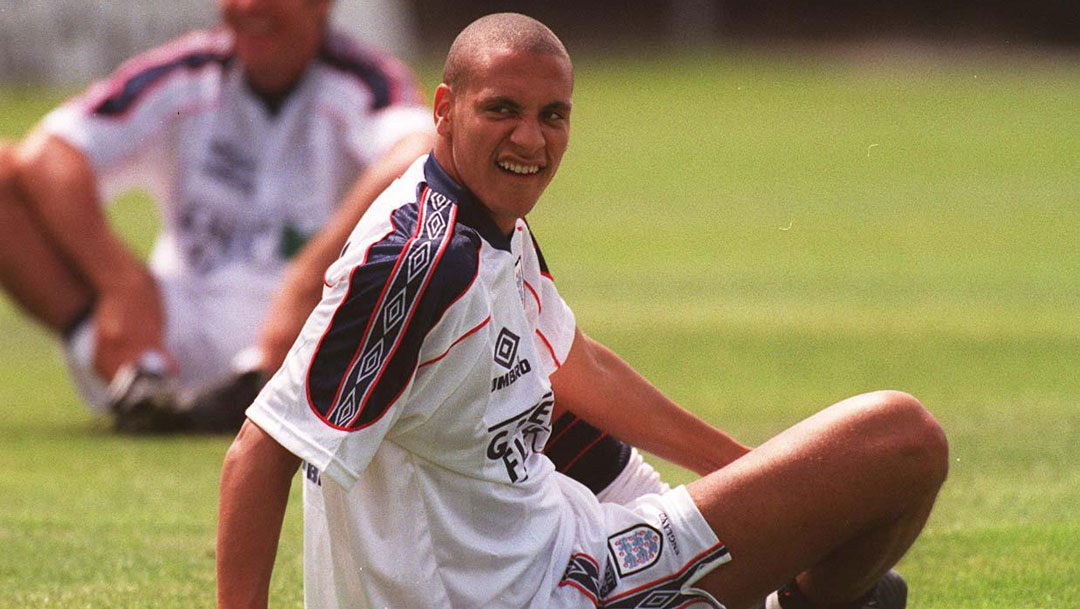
left=1, top=48, right=1078, bottom=607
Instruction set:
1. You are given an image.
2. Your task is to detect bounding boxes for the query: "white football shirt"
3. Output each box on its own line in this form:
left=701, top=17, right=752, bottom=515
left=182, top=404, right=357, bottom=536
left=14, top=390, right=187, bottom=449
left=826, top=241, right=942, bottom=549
left=248, top=154, right=583, bottom=608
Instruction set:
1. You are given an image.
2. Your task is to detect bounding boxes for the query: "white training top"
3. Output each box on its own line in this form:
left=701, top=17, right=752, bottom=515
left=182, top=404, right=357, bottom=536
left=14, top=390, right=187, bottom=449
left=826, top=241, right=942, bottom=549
left=41, top=26, right=431, bottom=320
left=248, top=155, right=582, bottom=608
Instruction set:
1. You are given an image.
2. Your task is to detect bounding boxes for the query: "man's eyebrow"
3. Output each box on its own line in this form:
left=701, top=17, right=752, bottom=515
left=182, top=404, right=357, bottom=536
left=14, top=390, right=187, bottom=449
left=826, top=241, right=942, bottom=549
left=544, top=100, right=572, bottom=114
left=479, top=95, right=522, bottom=109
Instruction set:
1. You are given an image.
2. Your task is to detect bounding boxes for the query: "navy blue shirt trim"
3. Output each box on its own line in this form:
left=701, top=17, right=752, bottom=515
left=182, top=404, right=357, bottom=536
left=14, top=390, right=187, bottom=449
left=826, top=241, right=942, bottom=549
left=92, top=51, right=233, bottom=117
left=306, top=186, right=480, bottom=431
left=317, top=45, right=394, bottom=111
left=525, top=222, right=551, bottom=276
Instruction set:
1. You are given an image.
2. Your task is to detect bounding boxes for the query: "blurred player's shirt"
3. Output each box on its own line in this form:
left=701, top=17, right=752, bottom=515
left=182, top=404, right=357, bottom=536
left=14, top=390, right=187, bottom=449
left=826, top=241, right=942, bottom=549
left=41, top=27, right=431, bottom=390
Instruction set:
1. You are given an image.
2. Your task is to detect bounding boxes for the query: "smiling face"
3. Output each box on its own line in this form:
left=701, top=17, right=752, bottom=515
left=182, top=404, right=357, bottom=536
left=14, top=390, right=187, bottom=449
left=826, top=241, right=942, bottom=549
left=433, top=47, right=573, bottom=234
left=220, top=0, right=330, bottom=94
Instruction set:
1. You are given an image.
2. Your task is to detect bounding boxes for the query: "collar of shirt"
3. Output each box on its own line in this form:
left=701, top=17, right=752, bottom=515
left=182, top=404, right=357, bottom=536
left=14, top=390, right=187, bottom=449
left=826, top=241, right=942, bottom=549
left=423, top=154, right=513, bottom=253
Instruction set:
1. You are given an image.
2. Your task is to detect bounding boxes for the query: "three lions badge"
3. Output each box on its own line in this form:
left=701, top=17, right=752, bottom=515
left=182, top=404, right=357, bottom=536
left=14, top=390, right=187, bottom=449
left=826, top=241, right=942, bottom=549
left=607, top=524, right=663, bottom=577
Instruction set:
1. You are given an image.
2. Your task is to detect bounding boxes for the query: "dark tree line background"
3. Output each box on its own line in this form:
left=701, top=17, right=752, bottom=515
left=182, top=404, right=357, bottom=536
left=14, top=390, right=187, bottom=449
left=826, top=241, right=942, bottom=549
left=408, top=1, right=1080, bottom=51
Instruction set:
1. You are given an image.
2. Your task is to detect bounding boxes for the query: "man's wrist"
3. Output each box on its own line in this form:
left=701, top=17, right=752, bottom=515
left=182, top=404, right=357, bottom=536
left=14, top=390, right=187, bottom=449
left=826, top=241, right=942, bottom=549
left=93, top=256, right=152, bottom=293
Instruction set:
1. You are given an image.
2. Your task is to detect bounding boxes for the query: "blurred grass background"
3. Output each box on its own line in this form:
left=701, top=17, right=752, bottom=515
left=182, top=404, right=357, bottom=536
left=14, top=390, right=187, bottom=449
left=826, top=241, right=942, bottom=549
left=2, top=48, right=1078, bottom=607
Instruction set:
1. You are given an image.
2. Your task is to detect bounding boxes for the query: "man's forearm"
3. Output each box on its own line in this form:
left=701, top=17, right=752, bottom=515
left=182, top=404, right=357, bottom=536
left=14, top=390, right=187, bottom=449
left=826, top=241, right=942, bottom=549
left=217, top=420, right=299, bottom=609
left=257, top=131, right=434, bottom=374
left=552, top=330, right=749, bottom=476
left=295, top=131, right=434, bottom=283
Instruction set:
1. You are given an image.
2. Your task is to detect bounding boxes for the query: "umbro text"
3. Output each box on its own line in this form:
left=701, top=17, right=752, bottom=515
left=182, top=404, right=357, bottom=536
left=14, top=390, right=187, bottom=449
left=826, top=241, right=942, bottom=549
left=491, top=358, right=532, bottom=392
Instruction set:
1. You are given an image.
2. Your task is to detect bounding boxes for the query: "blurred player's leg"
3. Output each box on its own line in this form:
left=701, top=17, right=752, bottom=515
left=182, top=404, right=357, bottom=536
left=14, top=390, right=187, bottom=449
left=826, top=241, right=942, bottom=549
left=174, top=367, right=266, bottom=434
left=687, top=391, right=947, bottom=609
left=0, top=142, right=94, bottom=333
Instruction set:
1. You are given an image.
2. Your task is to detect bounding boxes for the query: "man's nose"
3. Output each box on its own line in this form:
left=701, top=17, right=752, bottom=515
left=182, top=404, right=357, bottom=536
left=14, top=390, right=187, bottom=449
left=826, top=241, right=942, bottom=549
left=509, top=117, right=545, bottom=153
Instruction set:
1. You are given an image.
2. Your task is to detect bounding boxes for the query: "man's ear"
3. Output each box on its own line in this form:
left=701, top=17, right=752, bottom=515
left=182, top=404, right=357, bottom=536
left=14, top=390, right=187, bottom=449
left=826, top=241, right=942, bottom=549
left=433, top=83, right=453, bottom=138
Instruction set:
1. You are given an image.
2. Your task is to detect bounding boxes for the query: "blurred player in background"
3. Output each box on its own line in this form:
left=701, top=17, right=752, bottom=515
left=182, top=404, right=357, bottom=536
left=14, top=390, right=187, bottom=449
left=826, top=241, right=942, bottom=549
left=0, top=0, right=674, bottom=517
left=0, top=0, right=433, bottom=431
left=0, top=0, right=676, bottom=516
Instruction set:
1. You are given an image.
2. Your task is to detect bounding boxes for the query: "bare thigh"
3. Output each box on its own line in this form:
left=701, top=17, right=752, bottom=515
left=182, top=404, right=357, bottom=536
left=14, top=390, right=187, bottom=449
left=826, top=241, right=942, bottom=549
left=686, top=391, right=948, bottom=608
left=0, top=142, right=93, bottom=330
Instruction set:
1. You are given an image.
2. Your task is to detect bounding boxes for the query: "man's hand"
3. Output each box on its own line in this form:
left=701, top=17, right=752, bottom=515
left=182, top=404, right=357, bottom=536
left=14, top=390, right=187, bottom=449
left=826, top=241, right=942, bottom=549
left=92, top=267, right=169, bottom=380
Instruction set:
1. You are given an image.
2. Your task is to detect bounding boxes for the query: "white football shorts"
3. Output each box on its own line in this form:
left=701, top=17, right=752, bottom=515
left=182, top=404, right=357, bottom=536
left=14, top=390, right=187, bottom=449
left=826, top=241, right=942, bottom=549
left=595, top=448, right=671, bottom=506
left=550, top=479, right=731, bottom=609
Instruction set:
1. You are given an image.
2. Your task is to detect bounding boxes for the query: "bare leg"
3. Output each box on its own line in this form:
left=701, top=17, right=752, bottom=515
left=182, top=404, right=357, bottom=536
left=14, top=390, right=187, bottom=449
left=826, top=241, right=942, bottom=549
left=688, top=391, right=948, bottom=609
left=0, top=142, right=94, bottom=332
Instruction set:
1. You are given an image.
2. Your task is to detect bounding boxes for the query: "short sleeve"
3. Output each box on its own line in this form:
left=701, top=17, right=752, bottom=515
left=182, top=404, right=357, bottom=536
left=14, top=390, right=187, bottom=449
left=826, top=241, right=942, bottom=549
left=247, top=189, right=481, bottom=488
left=534, top=276, right=577, bottom=372
left=246, top=270, right=413, bottom=489
left=38, top=30, right=228, bottom=199
left=350, top=104, right=434, bottom=165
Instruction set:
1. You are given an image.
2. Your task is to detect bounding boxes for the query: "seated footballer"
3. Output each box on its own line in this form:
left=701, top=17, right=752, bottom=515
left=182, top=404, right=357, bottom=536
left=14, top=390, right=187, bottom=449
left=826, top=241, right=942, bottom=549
left=217, top=13, right=948, bottom=609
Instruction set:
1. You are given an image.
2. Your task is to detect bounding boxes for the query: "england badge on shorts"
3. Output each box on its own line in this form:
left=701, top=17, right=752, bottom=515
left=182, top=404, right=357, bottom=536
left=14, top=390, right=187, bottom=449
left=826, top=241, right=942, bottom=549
left=606, top=524, right=663, bottom=577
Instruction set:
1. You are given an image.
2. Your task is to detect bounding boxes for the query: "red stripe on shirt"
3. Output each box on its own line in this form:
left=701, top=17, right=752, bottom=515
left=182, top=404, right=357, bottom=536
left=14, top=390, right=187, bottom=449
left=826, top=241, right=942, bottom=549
left=535, top=328, right=561, bottom=368
left=418, top=316, right=491, bottom=369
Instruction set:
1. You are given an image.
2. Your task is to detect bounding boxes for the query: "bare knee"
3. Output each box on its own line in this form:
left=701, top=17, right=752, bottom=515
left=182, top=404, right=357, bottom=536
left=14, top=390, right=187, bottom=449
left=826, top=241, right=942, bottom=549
left=0, top=143, right=39, bottom=237
left=0, top=142, right=35, bottom=216
left=858, top=390, right=949, bottom=491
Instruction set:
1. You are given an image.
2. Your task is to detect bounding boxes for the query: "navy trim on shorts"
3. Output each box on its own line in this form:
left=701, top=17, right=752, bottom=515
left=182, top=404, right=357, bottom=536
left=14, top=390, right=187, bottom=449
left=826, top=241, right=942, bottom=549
left=559, top=543, right=731, bottom=608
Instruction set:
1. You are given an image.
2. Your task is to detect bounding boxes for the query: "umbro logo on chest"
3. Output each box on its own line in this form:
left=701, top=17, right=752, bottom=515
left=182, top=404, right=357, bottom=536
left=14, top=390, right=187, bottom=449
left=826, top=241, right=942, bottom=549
left=202, top=139, right=256, bottom=195
left=491, top=327, right=532, bottom=392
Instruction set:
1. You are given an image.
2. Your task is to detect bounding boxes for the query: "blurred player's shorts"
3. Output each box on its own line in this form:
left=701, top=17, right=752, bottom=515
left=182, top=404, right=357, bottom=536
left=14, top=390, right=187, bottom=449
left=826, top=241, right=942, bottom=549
left=63, top=270, right=273, bottom=413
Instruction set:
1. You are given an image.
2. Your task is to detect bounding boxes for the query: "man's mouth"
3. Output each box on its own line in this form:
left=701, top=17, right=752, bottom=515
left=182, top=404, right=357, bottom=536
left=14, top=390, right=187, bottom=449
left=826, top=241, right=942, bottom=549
left=496, top=160, right=542, bottom=176
left=231, top=16, right=276, bottom=37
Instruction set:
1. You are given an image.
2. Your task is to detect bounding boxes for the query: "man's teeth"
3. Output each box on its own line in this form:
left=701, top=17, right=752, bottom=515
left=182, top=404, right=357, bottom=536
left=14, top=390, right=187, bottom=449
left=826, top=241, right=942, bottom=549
left=498, top=161, right=540, bottom=175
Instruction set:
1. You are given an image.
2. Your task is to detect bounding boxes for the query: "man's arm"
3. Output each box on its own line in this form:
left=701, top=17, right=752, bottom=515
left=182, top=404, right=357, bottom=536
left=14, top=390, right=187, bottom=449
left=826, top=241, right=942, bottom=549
left=256, top=131, right=435, bottom=373
left=549, top=328, right=749, bottom=476
left=14, top=131, right=166, bottom=379
left=217, top=419, right=300, bottom=609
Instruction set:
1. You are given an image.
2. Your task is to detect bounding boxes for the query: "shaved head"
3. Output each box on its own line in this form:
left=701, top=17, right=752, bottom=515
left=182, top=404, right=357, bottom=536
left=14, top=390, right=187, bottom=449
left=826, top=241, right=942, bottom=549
left=443, top=13, right=571, bottom=91
left=431, top=13, right=573, bottom=233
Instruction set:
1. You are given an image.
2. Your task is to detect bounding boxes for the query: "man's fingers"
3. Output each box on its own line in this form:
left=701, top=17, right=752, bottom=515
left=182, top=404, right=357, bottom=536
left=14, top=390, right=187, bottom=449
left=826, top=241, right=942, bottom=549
left=91, top=284, right=170, bottom=380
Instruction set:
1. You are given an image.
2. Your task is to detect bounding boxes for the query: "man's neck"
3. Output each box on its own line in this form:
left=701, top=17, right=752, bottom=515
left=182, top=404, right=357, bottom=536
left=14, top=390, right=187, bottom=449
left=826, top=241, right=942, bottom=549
left=245, top=72, right=304, bottom=116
